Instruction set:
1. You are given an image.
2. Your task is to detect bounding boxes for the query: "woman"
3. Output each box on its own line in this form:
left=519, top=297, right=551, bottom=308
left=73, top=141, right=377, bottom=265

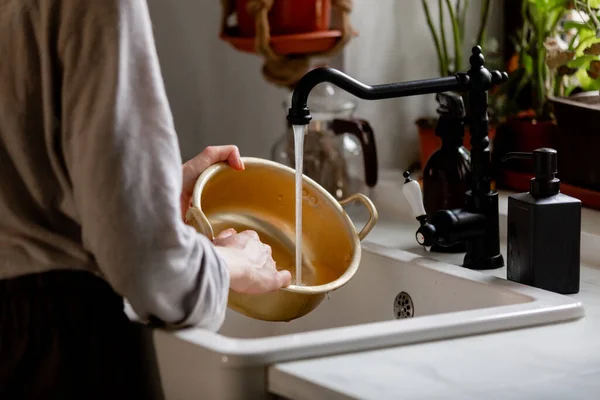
left=0, top=0, right=291, bottom=398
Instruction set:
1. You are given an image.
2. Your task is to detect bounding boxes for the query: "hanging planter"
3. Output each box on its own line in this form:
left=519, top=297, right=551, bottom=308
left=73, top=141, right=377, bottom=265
left=219, top=0, right=356, bottom=88
left=235, top=0, right=332, bottom=37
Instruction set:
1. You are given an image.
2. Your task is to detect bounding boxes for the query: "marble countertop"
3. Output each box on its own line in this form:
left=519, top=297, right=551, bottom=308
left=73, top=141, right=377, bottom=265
left=268, top=171, right=600, bottom=400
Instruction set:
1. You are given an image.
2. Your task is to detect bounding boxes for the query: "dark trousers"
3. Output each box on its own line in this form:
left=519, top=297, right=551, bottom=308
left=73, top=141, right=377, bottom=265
left=0, top=270, right=163, bottom=400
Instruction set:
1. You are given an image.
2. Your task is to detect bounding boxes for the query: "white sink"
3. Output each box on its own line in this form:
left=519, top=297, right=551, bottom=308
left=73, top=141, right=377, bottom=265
left=148, top=210, right=585, bottom=399
left=218, top=247, right=527, bottom=340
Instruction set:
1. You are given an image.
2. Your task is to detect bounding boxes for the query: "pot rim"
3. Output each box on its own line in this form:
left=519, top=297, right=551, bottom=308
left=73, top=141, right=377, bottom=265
left=548, top=94, right=600, bottom=111
left=191, top=156, right=364, bottom=295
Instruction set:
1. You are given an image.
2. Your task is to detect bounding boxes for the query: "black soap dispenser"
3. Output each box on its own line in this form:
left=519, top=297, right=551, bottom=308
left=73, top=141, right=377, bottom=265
left=503, top=148, right=581, bottom=294
left=422, top=92, right=471, bottom=253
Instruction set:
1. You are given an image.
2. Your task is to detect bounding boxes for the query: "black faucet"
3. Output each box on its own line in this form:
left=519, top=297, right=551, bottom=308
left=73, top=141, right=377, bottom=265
left=287, top=46, right=509, bottom=270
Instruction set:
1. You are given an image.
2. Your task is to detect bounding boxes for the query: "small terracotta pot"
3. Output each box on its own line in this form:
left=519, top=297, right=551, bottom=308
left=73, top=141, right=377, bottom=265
left=505, top=116, right=557, bottom=154
left=236, top=0, right=332, bottom=37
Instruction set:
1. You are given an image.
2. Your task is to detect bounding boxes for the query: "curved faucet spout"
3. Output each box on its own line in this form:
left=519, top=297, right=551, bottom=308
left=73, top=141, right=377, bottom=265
left=285, top=46, right=512, bottom=270
left=287, top=67, right=471, bottom=125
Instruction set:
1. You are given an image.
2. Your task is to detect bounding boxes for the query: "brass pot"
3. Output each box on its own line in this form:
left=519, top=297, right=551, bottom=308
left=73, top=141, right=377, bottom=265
left=185, top=157, right=378, bottom=322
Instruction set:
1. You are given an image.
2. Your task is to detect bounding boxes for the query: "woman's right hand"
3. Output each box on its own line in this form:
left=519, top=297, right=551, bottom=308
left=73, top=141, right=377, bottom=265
left=213, top=228, right=292, bottom=294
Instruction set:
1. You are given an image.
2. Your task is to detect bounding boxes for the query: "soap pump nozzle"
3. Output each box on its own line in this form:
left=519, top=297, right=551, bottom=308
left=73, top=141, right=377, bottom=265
left=501, top=147, right=560, bottom=198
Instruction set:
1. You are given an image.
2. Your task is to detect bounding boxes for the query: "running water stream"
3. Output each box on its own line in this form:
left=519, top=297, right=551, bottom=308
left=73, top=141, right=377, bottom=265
left=292, top=124, right=306, bottom=285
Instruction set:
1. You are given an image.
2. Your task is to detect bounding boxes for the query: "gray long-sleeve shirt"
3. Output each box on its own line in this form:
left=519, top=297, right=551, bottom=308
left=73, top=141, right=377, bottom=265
left=0, top=0, right=230, bottom=331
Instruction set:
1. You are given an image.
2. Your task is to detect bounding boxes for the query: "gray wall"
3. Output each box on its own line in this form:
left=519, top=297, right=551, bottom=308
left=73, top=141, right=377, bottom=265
left=147, top=0, right=504, bottom=169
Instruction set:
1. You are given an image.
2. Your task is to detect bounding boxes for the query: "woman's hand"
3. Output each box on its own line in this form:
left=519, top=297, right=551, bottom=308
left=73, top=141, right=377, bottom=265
left=181, top=145, right=245, bottom=219
left=213, top=228, right=292, bottom=294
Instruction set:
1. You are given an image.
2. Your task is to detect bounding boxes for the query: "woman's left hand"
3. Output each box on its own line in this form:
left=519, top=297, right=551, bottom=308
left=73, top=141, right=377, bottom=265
left=181, top=145, right=245, bottom=219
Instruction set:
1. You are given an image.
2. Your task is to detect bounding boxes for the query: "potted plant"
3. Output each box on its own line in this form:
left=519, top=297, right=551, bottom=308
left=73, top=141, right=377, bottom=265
left=547, top=1, right=600, bottom=192
left=494, top=0, right=600, bottom=208
left=417, top=0, right=500, bottom=169
left=491, top=0, right=570, bottom=186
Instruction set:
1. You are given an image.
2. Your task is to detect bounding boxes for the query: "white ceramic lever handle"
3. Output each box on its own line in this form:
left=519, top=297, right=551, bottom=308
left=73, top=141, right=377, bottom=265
left=402, top=171, right=426, bottom=218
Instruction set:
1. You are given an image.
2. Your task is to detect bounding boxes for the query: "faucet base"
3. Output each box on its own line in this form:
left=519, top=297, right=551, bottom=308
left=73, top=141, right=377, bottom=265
left=463, top=252, right=504, bottom=270
left=461, top=190, right=505, bottom=270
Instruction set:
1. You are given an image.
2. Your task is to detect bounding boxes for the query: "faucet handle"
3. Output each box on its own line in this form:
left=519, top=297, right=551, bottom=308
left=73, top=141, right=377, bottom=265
left=491, top=70, right=509, bottom=85
left=402, top=171, right=426, bottom=219
left=402, top=171, right=437, bottom=247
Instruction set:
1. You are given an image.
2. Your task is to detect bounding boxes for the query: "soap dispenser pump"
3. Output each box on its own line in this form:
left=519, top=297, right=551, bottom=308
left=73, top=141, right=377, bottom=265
left=502, top=148, right=581, bottom=294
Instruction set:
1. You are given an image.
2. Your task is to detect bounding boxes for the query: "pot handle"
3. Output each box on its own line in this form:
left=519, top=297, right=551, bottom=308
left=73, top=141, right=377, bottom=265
left=185, top=206, right=215, bottom=240
left=339, top=193, right=379, bottom=241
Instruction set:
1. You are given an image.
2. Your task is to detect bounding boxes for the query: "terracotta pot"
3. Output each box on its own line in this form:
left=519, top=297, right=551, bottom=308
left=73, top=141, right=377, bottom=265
left=416, top=118, right=497, bottom=169
left=506, top=116, right=556, bottom=154
left=501, top=170, right=600, bottom=211
left=236, top=0, right=332, bottom=37
left=550, top=93, right=600, bottom=191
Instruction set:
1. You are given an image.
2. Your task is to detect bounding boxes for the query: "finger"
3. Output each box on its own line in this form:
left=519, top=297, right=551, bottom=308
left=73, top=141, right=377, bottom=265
left=263, top=243, right=272, bottom=256
left=215, top=228, right=237, bottom=240
left=181, top=145, right=244, bottom=196
left=259, top=269, right=291, bottom=293
left=240, top=230, right=260, bottom=240
left=277, top=270, right=292, bottom=288
left=226, top=146, right=245, bottom=171
left=258, top=273, right=283, bottom=294
left=198, top=145, right=244, bottom=172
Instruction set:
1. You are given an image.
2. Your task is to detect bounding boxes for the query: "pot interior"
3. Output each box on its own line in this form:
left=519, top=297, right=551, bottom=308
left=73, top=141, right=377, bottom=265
left=198, top=159, right=358, bottom=287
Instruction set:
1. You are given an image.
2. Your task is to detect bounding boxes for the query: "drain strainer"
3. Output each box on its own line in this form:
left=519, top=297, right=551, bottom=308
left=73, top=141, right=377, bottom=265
left=393, top=291, right=414, bottom=319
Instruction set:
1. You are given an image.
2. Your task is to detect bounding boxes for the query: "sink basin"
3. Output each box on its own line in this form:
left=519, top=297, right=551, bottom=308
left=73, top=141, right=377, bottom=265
left=219, top=246, right=534, bottom=340
left=147, top=240, right=583, bottom=399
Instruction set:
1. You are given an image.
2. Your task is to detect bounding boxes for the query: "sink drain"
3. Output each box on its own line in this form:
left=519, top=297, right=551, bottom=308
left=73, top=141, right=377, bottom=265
left=394, top=292, right=414, bottom=319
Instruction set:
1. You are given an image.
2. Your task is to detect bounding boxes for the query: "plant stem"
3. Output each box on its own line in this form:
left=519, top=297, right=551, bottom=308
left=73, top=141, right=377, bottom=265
left=460, top=0, right=470, bottom=42
left=445, top=0, right=462, bottom=72
left=439, top=0, right=450, bottom=74
left=582, top=0, right=600, bottom=34
left=553, top=73, right=564, bottom=97
left=422, top=0, right=445, bottom=76
left=476, top=0, right=491, bottom=46
left=535, top=44, right=546, bottom=117
left=574, top=1, right=596, bottom=32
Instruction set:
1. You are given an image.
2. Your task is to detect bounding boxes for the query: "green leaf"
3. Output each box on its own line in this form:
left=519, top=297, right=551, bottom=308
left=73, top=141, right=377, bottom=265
left=548, top=0, right=571, bottom=9
left=522, top=53, right=534, bottom=74
left=589, top=79, right=600, bottom=91
left=534, top=0, right=546, bottom=12
left=567, top=54, right=598, bottom=68
left=563, top=21, right=589, bottom=31
left=576, top=36, right=600, bottom=55
left=532, top=0, right=570, bottom=13
left=574, top=67, right=596, bottom=90
left=581, top=76, right=600, bottom=91
left=589, top=0, right=600, bottom=8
